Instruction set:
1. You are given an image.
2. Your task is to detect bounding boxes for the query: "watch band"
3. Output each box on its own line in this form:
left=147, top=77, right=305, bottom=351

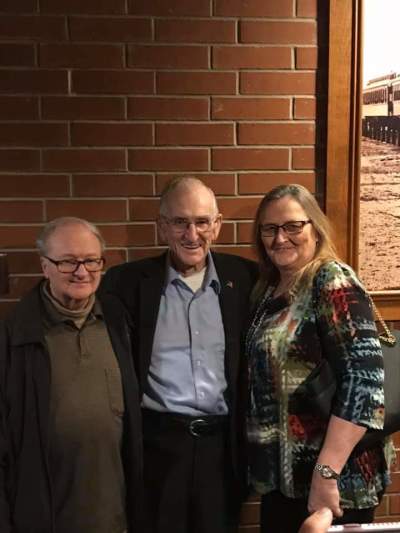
left=314, top=463, right=340, bottom=480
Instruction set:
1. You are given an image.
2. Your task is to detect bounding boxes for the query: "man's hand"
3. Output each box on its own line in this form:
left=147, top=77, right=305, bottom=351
left=298, top=508, right=333, bottom=533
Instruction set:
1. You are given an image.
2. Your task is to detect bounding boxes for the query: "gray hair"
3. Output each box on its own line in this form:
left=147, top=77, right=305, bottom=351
left=36, top=217, right=106, bottom=255
left=159, top=176, right=219, bottom=216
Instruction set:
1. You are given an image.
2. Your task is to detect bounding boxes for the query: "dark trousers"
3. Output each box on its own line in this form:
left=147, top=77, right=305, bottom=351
left=260, top=491, right=377, bottom=533
left=142, top=409, right=237, bottom=533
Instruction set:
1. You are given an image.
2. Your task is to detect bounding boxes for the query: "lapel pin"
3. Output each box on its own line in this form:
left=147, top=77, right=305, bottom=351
left=226, top=281, right=233, bottom=288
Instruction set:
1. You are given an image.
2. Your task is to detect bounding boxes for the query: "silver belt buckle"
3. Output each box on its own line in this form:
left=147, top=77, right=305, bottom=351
left=189, top=418, right=208, bottom=437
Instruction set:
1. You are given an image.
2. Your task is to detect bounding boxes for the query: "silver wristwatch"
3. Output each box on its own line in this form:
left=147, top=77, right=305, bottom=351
left=314, top=463, right=340, bottom=480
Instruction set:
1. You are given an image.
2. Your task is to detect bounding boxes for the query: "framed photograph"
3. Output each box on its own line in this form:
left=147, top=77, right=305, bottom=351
left=326, top=0, right=400, bottom=319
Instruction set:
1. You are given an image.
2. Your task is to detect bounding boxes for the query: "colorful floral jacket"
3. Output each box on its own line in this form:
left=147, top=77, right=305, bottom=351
left=246, top=261, right=391, bottom=508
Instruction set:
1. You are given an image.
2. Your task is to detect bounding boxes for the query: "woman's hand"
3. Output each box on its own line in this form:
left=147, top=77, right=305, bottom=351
left=299, top=508, right=333, bottom=533
left=307, top=470, right=343, bottom=517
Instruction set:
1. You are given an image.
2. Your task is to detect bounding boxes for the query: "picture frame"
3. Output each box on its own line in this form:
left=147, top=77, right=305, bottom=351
left=326, top=0, right=400, bottom=319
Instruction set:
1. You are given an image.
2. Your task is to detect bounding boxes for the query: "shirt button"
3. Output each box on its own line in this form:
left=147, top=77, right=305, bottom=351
left=194, top=331, right=199, bottom=335
left=196, top=360, right=201, bottom=366
left=199, top=392, right=205, bottom=399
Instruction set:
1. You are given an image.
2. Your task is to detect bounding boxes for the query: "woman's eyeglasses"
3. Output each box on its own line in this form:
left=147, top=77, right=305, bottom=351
left=259, top=220, right=311, bottom=237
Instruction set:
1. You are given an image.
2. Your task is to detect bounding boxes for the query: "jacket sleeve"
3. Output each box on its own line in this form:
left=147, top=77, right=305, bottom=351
left=314, top=262, right=384, bottom=430
left=0, top=321, right=12, bottom=532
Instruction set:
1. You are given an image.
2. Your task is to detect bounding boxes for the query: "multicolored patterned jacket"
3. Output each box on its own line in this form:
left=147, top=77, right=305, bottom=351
left=246, top=261, right=391, bottom=508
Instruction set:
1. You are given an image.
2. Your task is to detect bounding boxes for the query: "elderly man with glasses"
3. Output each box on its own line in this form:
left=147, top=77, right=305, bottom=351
left=101, top=177, right=258, bottom=533
left=0, top=217, right=143, bottom=533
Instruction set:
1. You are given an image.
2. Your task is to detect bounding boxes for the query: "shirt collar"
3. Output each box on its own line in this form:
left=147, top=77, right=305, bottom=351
left=164, top=252, right=221, bottom=294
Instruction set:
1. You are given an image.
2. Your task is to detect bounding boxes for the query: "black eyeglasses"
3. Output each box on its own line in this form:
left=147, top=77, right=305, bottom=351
left=162, top=216, right=219, bottom=233
left=44, top=256, right=105, bottom=273
left=259, top=220, right=311, bottom=237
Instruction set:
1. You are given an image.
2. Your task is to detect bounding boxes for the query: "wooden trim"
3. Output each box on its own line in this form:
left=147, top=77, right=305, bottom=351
left=326, top=0, right=400, bottom=319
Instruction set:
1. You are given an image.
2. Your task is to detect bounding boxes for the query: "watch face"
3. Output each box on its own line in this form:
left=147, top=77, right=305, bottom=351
left=321, top=466, right=332, bottom=478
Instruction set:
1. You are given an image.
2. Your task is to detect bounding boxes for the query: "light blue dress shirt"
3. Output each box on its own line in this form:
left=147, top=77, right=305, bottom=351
left=142, top=254, right=228, bottom=415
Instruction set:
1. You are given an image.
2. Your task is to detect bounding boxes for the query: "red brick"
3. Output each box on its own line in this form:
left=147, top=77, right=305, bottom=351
left=157, top=72, right=236, bottom=95
left=47, top=199, right=127, bottom=222
left=292, top=147, right=315, bottom=169
left=0, top=15, right=66, bottom=40
left=297, top=0, right=317, bottom=17
left=294, top=97, right=316, bottom=119
left=43, top=149, right=126, bottom=172
left=99, top=223, right=155, bottom=247
left=213, top=245, right=255, bottom=261
left=296, top=47, right=318, bottom=69
left=0, top=301, right=16, bottom=320
left=387, top=473, right=400, bottom=494
left=0, top=123, right=68, bottom=147
left=237, top=222, right=252, bottom=244
left=71, top=123, right=153, bottom=146
left=215, top=0, right=293, bottom=17
left=212, top=148, right=289, bottom=170
left=217, top=197, right=260, bottom=219
left=128, top=0, right=210, bottom=17
left=129, top=148, right=208, bottom=171
left=40, top=44, right=124, bottom=68
left=128, top=97, right=209, bottom=120
left=74, top=174, right=153, bottom=197
left=0, top=201, right=43, bottom=222
left=238, top=172, right=315, bottom=194
left=0, top=225, right=40, bottom=247
left=240, top=21, right=317, bottom=45
left=72, top=70, right=154, bottom=95
left=156, top=123, right=234, bottom=146
left=0, top=0, right=38, bottom=13
left=7, top=251, right=41, bottom=274
left=0, top=174, right=69, bottom=197
left=129, top=198, right=159, bottom=221
left=0, top=96, right=38, bottom=120
left=213, top=46, right=291, bottom=69
left=241, top=72, right=315, bottom=95
left=156, top=173, right=235, bottom=195
left=0, top=43, right=35, bottom=66
left=69, top=17, right=151, bottom=42
left=212, top=97, right=290, bottom=120
left=128, top=45, right=208, bottom=69
left=238, top=123, right=315, bottom=145
left=40, top=0, right=126, bottom=14
left=7, top=275, right=41, bottom=299
left=390, top=494, right=400, bottom=515
left=42, top=96, right=125, bottom=120
left=217, top=223, right=234, bottom=244
left=239, top=500, right=260, bottom=524
left=155, top=19, right=235, bottom=43
left=0, top=149, right=40, bottom=171
left=128, top=247, right=165, bottom=261
left=0, top=70, right=68, bottom=94
left=104, top=249, right=127, bottom=268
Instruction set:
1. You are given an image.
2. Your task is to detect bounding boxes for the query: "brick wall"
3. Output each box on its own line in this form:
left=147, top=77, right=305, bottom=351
left=2, top=0, right=398, bottom=529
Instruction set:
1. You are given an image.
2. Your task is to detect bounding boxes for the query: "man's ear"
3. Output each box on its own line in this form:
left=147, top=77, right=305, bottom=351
left=157, top=217, right=168, bottom=244
left=211, top=213, right=223, bottom=242
left=40, top=256, right=49, bottom=279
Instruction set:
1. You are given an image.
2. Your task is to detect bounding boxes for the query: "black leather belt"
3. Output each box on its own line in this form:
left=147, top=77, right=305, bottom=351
left=142, top=409, right=228, bottom=437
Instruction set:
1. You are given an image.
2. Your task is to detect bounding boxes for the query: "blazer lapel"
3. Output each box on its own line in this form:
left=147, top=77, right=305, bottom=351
left=138, top=265, right=164, bottom=390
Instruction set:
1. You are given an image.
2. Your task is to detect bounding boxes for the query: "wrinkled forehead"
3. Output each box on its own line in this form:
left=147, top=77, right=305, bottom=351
left=164, top=185, right=218, bottom=217
left=45, top=223, right=102, bottom=255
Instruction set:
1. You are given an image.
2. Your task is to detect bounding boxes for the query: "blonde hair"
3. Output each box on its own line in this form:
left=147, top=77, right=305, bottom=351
left=252, top=184, right=340, bottom=302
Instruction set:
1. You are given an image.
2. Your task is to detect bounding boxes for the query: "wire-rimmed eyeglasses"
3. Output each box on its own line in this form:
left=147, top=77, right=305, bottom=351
left=259, top=220, right=311, bottom=237
left=43, top=256, right=105, bottom=273
left=161, top=216, right=219, bottom=233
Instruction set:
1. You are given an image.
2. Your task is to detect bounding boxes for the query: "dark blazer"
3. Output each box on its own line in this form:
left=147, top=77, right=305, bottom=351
left=0, top=284, right=143, bottom=533
left=101, top=251, right=258, bottom=495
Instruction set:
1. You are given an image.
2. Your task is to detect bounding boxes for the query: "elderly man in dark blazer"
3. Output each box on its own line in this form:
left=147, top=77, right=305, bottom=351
left=102, top=177, right=258, bottom=533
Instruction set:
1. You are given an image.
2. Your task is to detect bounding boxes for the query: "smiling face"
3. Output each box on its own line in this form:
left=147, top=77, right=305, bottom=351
left=158, top=184, right=222, bottom=276
left=260, top=195, right=319, bottom=279
left=40, top=223, right=103, bottom=310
